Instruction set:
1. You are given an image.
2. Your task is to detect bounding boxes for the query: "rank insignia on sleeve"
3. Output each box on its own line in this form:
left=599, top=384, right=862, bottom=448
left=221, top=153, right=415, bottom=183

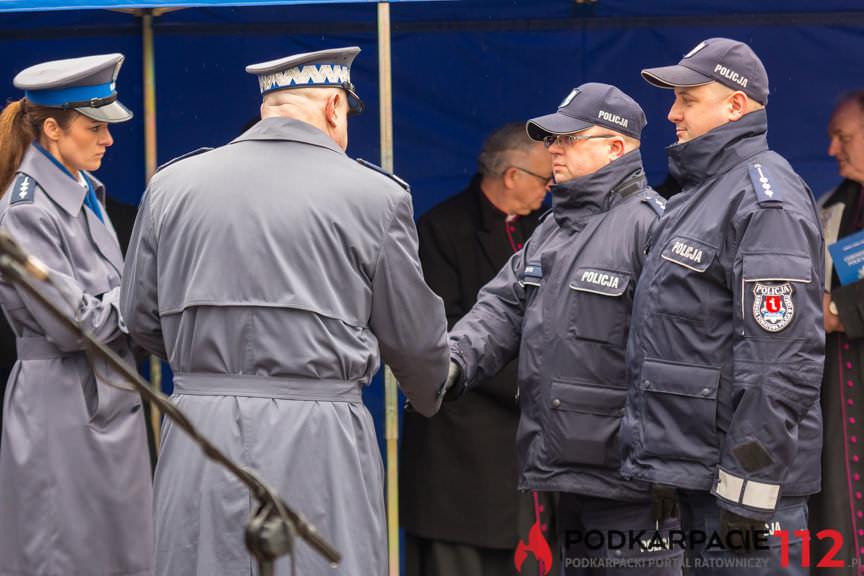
left=752, top=282, right=794, bottom=332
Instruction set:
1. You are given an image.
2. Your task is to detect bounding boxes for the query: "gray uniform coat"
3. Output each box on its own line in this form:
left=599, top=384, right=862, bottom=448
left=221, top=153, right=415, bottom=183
left=0, top=144, right=153, bottom=576
left=120, top=117, right=449, bottom=576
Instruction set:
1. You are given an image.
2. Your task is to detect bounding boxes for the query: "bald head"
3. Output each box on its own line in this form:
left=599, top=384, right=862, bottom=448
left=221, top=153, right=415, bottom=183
left=260, top=86, right=350, bottom=150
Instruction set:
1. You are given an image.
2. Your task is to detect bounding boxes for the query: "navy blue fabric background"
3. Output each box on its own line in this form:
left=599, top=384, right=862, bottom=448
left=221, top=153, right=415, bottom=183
left=0, top=0, right=862, bottom=504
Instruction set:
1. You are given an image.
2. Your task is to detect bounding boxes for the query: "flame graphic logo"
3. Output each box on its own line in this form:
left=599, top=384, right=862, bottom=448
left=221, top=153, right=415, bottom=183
left=514, top=493, right=552, bottom=575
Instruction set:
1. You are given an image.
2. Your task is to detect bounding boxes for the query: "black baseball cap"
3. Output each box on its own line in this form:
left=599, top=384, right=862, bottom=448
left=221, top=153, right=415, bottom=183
left=526, top=82, right=646, bottom=141
left=641, top=37, right=769, bottom=105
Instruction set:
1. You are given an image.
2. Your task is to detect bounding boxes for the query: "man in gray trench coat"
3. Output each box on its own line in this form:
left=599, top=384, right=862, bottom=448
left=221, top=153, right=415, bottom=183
left=120, top=46, right=450, bottom=576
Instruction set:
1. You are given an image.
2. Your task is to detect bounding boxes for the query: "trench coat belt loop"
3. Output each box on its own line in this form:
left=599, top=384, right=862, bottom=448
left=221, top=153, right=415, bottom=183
left=173, top=373, right=363, bottom=403
left=16, top=337, right=70, bottom=360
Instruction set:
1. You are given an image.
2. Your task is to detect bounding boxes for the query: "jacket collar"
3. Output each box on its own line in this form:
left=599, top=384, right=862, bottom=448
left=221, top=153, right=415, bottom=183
left=18, top=143, right=100, bottom=217
left=231, top=116, right=346, bottom=156
left=549, top=148, right=647, bottom=230
left=666, top=109, right=769, bottom=188
left=18, top=143, right=122, bottom=274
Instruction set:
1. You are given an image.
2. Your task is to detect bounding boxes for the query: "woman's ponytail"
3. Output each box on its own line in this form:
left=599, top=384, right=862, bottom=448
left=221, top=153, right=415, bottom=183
left=0, top=99, right=35, bottom=195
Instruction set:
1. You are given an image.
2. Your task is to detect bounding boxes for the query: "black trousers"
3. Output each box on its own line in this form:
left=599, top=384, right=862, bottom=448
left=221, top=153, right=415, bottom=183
left=558, top=493, right=683, bottom=576
left=405, top=491, right=558, bottom=576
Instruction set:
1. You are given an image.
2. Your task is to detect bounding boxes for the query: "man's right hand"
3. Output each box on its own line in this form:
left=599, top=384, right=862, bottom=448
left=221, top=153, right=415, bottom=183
left=406, top=360, right=464, bottom=414
left=824, top=292, right=846, bottom=333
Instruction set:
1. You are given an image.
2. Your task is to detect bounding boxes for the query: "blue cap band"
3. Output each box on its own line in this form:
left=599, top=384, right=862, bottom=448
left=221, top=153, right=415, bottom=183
left=25, top=81, right=114, bottom=107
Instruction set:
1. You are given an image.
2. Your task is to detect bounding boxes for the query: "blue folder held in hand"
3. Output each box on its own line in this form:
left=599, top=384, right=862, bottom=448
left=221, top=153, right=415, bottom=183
left=829, top=228, right=864, bottom=286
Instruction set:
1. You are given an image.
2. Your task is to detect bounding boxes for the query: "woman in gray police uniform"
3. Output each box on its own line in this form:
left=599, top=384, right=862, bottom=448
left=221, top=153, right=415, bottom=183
left=0, top=55, right=153, bottom=575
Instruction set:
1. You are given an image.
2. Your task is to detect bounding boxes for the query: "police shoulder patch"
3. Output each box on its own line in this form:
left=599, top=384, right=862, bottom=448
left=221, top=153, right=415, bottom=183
left=752, top=281, right=795, bottom=332
left=154, top=147, right=214, bottom=174
left=356, top=158, right=409, bottom=191
left=749, top=163, right=782, bottom=206
left=522, top=262, right=543, bottom=287
left=9, top=173, right=41, bottom=205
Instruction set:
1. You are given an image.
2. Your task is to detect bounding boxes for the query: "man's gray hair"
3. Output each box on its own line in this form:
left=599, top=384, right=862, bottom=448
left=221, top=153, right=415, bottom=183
left=477, top=122, right=538, bottom=177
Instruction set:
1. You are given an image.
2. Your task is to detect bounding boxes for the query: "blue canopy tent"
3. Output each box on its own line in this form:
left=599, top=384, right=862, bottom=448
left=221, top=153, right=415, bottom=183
left=2, top=1, right=864, bottom=572
left=4, top=1, right=863, bottom=204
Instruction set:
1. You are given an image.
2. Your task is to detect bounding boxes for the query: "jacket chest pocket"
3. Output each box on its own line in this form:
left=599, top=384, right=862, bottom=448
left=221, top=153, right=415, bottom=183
left=547, top=379, right=626, bottom=469
left=567, top=267, right=631, bottom=347
left=657, top=236, right=719, bottom=318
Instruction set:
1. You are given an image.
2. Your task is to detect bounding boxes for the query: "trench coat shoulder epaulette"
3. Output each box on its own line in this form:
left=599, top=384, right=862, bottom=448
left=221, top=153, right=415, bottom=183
left=155, top=147, right=214, bottom=175
left=355, top=158, right=409, bottom=191
left=8, top=173, right=44, bottom=206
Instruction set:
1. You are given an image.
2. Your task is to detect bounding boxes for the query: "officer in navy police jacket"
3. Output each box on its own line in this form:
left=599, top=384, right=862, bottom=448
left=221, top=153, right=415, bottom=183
left=447, top=83, right=682, bottom=574
left=622, top=38, right=825, bottom=575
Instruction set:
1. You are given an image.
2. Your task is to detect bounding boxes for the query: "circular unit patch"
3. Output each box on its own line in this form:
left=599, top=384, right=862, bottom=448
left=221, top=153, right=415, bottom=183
left=752, top=282, right=795, bottom=332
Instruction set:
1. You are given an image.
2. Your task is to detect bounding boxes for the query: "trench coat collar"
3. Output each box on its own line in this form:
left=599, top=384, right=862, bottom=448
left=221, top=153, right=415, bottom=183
left=18, top=143, right=123, bottom=275
left=19, top=143, right=89, bottom=217
left=231, top=116, right=346, bottom=156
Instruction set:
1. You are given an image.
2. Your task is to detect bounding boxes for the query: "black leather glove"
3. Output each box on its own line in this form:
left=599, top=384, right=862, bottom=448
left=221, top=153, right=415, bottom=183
left=650, top=484, right=679, bottom=523
left=718, top=509, right=768, bottom=554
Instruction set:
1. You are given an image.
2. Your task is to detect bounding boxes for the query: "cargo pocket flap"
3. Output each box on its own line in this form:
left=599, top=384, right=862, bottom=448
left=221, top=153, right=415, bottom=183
left=742, top=252, right=811, bottom=283
left=640, top=359, right=720, bottom=399
left=639, top=359, right=721, bottom=463
left=551, top=380, right=626, bottom=415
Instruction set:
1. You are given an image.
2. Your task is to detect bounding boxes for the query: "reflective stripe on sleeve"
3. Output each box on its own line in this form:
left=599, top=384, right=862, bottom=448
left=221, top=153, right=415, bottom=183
left=741, top=479, right=780, bottom=510
left=715, top=468, right=779, bottom=511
